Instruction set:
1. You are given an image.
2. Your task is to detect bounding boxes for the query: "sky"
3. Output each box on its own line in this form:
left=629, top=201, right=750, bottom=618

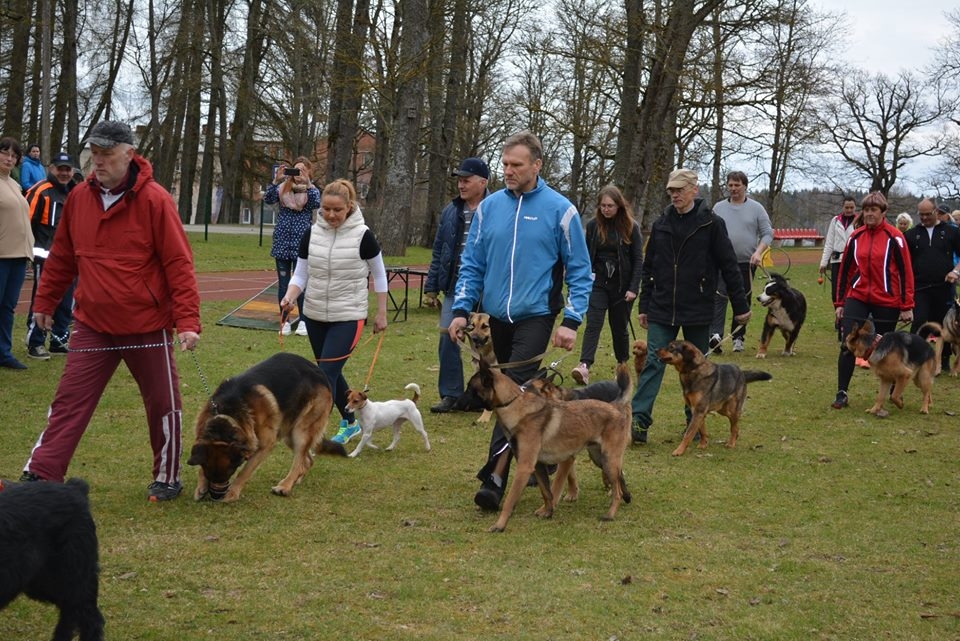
left=823, top=0, right=956, bottom=75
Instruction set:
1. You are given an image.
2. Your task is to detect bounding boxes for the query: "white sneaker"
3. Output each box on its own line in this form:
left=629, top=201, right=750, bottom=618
left=295, top=321, right=308, bottom=336
left=280, top=322, right=292, bottom=336
left=733, top=338, right=744, bottom=352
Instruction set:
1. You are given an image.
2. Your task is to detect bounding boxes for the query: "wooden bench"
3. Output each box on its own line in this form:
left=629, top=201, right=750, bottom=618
left=773, top=228, right=824, bottom=247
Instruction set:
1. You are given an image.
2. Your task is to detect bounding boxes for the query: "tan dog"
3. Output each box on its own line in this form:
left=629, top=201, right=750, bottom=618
left=632, top=339, right=648, bottom=379
left=187, top=353, right=346, bottom=502
left=939, top=299, right=960, bottom=376
left=657, top=340, right=772, bottom=456
left=463, top=312, right=497, bottom=423
left=464, top=360, right=633, bottom=532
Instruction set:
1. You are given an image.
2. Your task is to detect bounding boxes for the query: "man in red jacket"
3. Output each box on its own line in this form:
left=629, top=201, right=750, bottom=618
left=20, top=121, right=201, bottom=501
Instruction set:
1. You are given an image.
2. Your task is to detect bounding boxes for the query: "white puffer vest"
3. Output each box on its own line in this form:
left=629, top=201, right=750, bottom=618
left=302, top=207, right=370, bottom=322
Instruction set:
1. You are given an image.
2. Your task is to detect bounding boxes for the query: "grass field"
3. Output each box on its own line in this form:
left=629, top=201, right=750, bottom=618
left=1, top=242, right=958, bottom=640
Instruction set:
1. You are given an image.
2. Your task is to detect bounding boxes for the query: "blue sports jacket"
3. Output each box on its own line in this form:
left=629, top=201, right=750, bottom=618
left=452, top=177, right=592, bottom=329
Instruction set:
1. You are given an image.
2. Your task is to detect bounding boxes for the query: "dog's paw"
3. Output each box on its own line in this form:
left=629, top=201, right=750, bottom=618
left=671, top=446, right=686, bottom=456
left=534, top=506, right=554, bottom=519
left=756, top=352, right=767, bottom=359
left=269, top=485, right=291, bottom=497
left=487, top=524, right=506, bottom=533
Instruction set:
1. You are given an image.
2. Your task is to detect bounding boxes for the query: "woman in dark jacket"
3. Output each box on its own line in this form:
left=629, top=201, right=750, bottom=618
left=571, top=185, right=643, bottom=385
left=630, top=169, right=751, bottom=442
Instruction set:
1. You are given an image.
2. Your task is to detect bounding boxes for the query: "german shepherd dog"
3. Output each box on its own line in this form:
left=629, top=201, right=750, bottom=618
left=938, top=299, right=960, bottom=376
left=454, top=311, right=498, bottom=422
left=525, top=371, right=633, bottom=502
left=0, top=478, right=104, bottom=641
left=657, top=340, right=772, bottom=456
left=188, top=353, right=347, bottom=502
left=756, top=272, right=807, bottom=358
left=465, top=360, right=633, bottom=532
left=845, top=320, right=938, bottom=416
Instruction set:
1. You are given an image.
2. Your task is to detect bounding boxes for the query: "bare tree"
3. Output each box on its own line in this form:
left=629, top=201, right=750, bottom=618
left=820, top=70, right=948, bottom=196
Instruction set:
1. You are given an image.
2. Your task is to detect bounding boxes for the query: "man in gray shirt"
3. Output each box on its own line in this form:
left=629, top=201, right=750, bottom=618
left=709, top=171, right=773, bottom=353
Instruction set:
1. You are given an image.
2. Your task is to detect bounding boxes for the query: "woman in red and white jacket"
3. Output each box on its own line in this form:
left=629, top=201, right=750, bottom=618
left=831, top=191, right=914, bottom=409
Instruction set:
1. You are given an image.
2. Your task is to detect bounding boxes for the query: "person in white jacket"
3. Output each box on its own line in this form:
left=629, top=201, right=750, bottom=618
left=819, top=196, right=859, bottom=340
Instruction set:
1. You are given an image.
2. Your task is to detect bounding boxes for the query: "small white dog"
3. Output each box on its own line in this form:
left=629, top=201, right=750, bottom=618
left=344, top=383, right=430, bottom=458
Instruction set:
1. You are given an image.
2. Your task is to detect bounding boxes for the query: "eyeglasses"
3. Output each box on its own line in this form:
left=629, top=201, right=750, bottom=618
left=0, top=149, right=17, bottom=158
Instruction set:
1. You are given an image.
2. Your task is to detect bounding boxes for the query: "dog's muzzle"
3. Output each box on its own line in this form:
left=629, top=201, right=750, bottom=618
left=208, top=481, right=230, bottom=501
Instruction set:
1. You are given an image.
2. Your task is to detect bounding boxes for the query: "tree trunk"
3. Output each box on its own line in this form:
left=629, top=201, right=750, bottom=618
left=374, top=0, right=429, bottom=255
left=4, top=0, right=32, bottom=139
left=327, top=0, right=370, bottom=183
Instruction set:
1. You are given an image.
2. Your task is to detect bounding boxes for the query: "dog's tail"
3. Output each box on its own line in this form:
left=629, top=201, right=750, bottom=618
left=743, top=370, right=773, bottom=384
left=918, top=322, right=944, bottom=370
left=404, top=383, right=421, bottom=403
left=317, top=439, right=348, bottom=457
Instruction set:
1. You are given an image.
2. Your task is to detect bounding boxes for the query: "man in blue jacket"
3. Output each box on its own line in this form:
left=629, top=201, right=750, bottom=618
left=425, top=157, right=490, bottom=413
left=447, top=131, right=592, bottom=511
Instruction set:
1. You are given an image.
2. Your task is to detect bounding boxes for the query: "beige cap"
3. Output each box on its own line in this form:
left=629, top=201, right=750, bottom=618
left=666, top=169, right=698, bottom=190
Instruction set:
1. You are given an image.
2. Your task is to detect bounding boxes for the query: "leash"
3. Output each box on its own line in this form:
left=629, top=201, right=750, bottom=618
left=490, top=349, right=552, bottom=371
left=704, top=323, right=745, bottom=357
left=45, top=329, right=215, bottom=399
left=361, top=331, right=385, bottom=392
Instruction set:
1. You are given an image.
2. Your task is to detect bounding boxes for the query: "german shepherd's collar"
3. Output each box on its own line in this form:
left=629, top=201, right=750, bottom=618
left=657, top=340, right=772, bottom=456
left=465, top=359, right=633, bottom=532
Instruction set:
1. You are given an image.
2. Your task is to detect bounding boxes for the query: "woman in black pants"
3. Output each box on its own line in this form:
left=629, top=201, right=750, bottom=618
left=571, top=185, right=643, bottom=385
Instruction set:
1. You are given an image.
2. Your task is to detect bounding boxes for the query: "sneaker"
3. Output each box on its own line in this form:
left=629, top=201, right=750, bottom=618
left=733, top=338, right=745, bottom=353
left=571, top=362, right=590, bottom=385
left=474, top=475, right=503, bottom=512
left=709, top=333, right=723, bottom=355
left=831, top=390, right=849, bottom=409
left=27, top=345, right=51, bottom=360
left=280, top=321, right=292, bottom=336
left=295, top=321, right=308, bottom=336
left=48, top=343, right=68, bottom=354
left=19, top=471, right=43, bottom=482
left=631, top=418, right=648, bottom=444
left=856, top=357, right=870, bottom=369
left=331, top=419, right=361, bottom=444
left=430, top=396, right=459, bottom=414
left=147, top=480, right=183, bottom=502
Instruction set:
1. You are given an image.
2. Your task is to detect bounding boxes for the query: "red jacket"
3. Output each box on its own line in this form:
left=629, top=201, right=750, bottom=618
left=836, top=221, right=914, bottom=311
left=35, top=155, right=201, bottom=336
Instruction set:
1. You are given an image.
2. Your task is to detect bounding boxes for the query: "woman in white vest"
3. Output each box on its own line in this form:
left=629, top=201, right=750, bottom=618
left=280, top=179, right=388, bottom=444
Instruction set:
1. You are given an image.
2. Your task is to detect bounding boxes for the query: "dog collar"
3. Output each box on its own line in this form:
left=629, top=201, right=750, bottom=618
left=862, top=334, right=882, bottom=360
left=494, top=393, right=522, bottom=408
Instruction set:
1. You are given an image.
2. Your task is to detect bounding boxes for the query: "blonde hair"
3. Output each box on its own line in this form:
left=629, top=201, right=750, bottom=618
left=322, top=179, right=357, bottom=212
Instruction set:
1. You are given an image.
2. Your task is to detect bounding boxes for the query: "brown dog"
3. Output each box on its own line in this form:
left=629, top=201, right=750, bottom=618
left=657, top=340, right=772, bottom=456
left=187, top=353, right=346, bottom=502
left=632, top=339, right=648, bottom=379
left=463, top=312, right=497, bottom=423
left=465, top=360, right=632, bottom=532
left=844, top=320, right=937, bottom=416
left=939, top=299, right=960, bottom=375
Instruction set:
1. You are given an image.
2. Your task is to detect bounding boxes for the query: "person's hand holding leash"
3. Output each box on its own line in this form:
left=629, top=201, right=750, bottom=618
left=553, top=326, right=576, bottom=350
left=734, top=310, right=752, bottom=326
left=448, top=316, right=467, bottom=343
left=624, top=290, right=637, bottom=303
left=178, top=331, right=200, bottom=351
left=423, top=291, right=440, bottom=308
left=33, top=312, right=53, bottom=331
left=899, top=309, right=913, bottom=324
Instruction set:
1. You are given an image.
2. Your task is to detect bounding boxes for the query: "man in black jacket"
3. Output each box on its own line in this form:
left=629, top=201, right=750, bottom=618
left=630, top=169, right=751, bottom=442
left=905, top=198, right=960, bottom=371
left=25, top=152, right=79, bottom=360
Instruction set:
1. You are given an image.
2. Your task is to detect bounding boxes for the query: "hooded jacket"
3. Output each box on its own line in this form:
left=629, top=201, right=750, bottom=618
left=33, top=154, right=201, bottom=335
left=19, top=155, right=46, bottom=190
left=584, top=217, right=643, bottom=295
left=452, top=177, right=592, bottom=329
left=639, top=198, right=748, bottom=326
left=26, top=172, right=77, bottom=259
left=836, top=221, right=914, bottom=311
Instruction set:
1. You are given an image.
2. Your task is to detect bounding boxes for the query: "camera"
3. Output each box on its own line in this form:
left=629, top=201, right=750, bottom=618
left=284, top=167, right=301, bottom=177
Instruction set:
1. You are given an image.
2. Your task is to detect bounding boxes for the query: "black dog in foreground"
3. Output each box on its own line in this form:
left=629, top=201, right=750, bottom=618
left=0, top=478, right=104, bottom=641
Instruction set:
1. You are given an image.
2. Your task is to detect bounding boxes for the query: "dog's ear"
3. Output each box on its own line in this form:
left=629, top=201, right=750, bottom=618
left=187, top=443, right=207, bottom=466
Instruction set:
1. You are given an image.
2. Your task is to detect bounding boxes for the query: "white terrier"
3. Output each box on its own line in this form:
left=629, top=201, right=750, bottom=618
left=344, top=383, right=430, bottom=458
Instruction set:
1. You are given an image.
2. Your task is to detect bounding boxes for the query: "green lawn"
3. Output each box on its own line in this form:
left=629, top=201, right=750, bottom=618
left=1, top=243, right=958, bottom=640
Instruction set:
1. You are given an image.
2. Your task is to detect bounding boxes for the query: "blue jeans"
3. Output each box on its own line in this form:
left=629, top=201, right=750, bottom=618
left=276, top=258, right=304, bottom=320
left=631, top=321, right=709, bottom=430
left=0, top=258, right=27, bottom=363
left=26, top=260, right=74, bottom=348
left=437, top=295, right=464, bottom=398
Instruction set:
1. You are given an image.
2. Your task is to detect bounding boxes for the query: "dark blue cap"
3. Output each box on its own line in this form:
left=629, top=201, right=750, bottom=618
left=452, top=157, right=489, bottom=180
left=51, top=152, right=77, bottom=168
